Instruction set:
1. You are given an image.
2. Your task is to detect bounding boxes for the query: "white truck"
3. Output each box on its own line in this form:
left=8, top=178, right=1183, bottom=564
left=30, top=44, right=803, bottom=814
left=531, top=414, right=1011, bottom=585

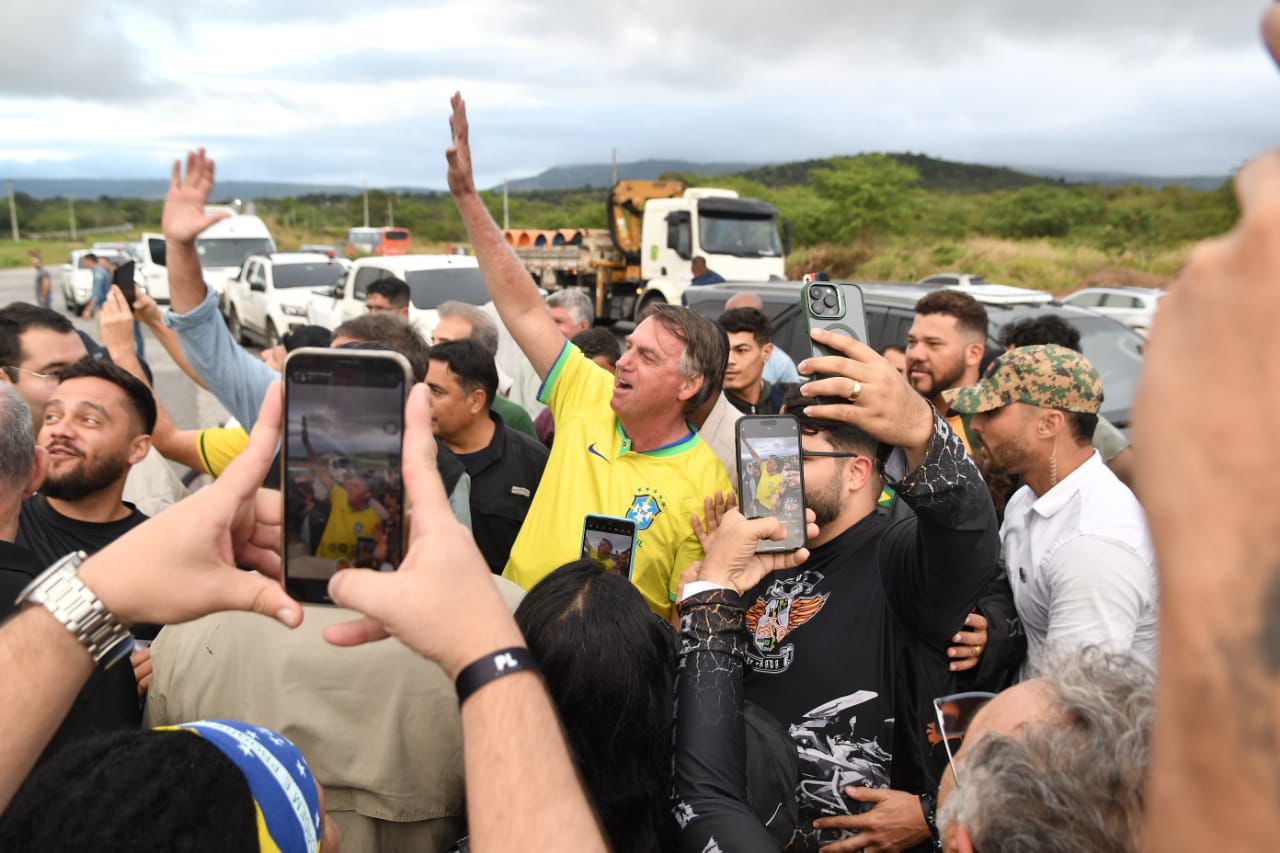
left=223, top=253, right=350, bottom=348
left=506, top=179, right=787, bottom=321
left=140, top=207, right=276, bottom=304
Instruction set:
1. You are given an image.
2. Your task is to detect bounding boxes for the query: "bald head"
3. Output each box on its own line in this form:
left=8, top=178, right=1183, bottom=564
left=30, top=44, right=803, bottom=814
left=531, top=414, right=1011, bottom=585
left=724, top=292, right=764, bottom=312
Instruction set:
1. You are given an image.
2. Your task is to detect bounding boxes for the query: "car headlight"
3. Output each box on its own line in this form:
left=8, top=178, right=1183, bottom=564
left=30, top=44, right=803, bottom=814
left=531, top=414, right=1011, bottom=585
left=280, top=304, right=308, bottom=317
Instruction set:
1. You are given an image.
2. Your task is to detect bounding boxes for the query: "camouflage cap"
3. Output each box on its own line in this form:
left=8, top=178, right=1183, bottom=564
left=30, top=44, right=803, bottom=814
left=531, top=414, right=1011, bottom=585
left=943, top=344, right=1103, bottom=415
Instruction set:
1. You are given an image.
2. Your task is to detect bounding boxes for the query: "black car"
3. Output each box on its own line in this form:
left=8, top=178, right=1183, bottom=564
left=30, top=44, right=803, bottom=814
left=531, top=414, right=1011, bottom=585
left=682, top=281, right=1145, bottom=428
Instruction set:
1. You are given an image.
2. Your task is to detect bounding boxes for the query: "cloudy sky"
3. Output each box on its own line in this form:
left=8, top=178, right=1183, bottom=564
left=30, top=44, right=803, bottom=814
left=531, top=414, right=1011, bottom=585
left=2, top=0, right=1277, bottom=188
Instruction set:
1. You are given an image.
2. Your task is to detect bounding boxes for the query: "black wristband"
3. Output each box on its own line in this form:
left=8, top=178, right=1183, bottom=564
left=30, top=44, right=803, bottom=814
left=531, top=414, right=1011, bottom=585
left=919, top=791, right=939, bottom=839
left=455, top=646, right=539, bottom=705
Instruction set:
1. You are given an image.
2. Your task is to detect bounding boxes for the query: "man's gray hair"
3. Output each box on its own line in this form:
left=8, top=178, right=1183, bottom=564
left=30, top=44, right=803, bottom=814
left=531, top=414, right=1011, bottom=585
left=938, top=648, right=1154, bottom=853
left=546, top=289, right=593, bottom=330
left=647, top=304, right=727, bottom=414
left=437, top=301, right=499, bottom=358
left=0, top=384, right=34, bottom=491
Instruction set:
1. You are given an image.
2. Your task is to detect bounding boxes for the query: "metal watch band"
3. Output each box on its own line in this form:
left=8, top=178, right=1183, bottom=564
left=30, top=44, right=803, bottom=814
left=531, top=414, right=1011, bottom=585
left=17, top=551, right=134, bottom=667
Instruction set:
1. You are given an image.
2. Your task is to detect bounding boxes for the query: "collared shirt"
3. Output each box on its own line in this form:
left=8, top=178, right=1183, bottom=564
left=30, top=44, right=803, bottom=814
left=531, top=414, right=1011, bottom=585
left=90, top=265, right=111, bottom=308
left=762, top=346, right=802, bottom=385
left=455, top=411, right=548, bottom=573
left=1001, top=451, right=1157, bottom=673
left=697, top=391, right=743, bottom=477
left=502, top=343, right=733, bottom=618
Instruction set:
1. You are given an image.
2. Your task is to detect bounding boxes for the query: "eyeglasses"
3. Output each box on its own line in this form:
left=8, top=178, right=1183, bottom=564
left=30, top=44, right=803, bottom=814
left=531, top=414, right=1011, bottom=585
left=2, top=365, right=61, bottom=383
left=932, top=691, right=996, bottom=788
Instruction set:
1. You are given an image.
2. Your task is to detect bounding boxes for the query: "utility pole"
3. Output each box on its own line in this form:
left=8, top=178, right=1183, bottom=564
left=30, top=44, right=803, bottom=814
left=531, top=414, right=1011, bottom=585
left=362, top=182, right=370, bottom=227
left=68, top=196, right=77, bottom=241
left=611, top=148, right=618, bottom=185
left=386, top=195, right=394, bottom=227
left=502, top=179, right=509, bottom=231
left=6, top=182, right=18, bottom=242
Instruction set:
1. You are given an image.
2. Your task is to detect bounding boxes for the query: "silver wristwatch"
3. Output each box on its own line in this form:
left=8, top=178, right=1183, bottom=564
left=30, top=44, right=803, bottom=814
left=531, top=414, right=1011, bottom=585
left=16, top=551, right=134, bottom=668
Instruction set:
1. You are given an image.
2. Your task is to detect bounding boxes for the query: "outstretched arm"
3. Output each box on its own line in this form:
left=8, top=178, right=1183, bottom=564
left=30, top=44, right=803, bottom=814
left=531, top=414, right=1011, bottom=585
left=446, top=93, right=567, bottom=379
left=299, top=416, right=334, bottom=490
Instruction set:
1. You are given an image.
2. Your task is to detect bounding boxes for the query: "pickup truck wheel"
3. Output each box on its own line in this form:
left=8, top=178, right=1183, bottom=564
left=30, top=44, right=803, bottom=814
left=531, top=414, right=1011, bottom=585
left=228, top=307, right=246, bottom=345
left=636, top=291, right=667, bottom=321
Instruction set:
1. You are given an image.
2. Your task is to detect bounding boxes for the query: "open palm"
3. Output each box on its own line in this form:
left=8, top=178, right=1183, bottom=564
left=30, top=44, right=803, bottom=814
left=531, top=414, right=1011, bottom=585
left=162, top=148, right=231, bottom=244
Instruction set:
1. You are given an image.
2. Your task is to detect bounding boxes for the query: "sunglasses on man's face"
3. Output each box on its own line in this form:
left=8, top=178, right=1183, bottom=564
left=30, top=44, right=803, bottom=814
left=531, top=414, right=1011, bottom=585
left=933, top=691, right=997, bottom=789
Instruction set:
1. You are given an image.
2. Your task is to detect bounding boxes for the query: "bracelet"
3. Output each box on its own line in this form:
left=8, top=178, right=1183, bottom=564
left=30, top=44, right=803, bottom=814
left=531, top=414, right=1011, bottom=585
left=919, top=791, right=939, bottom=839
left=455, top=646, right=539, bottom=705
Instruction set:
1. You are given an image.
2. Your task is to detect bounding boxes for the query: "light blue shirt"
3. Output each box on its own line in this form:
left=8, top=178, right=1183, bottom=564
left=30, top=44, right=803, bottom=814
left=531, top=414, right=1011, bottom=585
left=90, top=266, right=111, bottom=309
left=762, top=345, right=801, bottom=385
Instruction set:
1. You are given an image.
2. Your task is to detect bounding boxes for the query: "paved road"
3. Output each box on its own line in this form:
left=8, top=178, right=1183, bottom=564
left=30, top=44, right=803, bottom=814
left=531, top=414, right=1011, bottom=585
left=0, top=266, right=232, bottom=438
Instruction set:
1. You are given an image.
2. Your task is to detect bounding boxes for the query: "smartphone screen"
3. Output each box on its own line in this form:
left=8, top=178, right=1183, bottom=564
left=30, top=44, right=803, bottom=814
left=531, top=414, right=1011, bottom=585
left=282, top=348, right=411, bottom=604
left=736, top=415, right=806, bottom=553
left=804, top=280, right=868, bottom=359
left=113, top=260, right=137, bottom=308
left=581, top=514, right=637, bottom=579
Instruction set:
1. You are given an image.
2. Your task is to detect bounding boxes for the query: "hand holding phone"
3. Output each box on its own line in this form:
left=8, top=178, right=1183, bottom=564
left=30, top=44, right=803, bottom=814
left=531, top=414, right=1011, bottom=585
left=804, top=280, right=867, bottom=360
left=112, top=260, right=138, bottom=310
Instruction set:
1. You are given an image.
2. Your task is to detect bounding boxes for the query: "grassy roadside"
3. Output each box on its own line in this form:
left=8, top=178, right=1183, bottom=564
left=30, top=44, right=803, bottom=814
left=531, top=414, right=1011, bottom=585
left=0, top=230, right=147, bottom=270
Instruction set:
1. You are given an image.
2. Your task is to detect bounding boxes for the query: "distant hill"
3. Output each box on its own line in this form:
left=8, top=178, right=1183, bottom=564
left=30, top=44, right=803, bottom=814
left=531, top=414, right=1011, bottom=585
left=737, top=154, right=1053, bottom=193
left=500, top=159, right=760, bottom=192
left=5, top=178, right=408, bottom=201
left=1015, top=167, right=1226, bottom=192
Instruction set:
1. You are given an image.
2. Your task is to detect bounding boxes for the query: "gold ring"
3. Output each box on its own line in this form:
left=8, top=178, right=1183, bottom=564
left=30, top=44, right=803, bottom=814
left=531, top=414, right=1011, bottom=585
left=850, top=380, right=863, bottom=402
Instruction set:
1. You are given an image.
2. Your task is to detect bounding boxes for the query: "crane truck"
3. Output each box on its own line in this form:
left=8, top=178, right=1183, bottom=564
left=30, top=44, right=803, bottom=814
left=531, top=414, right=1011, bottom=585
left=504, top=179, right=788, bottom=321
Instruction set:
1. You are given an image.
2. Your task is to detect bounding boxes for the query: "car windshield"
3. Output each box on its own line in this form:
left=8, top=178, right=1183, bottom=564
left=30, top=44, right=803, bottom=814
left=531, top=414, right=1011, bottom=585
left=405, top=267, right=489, bottom=309
left=1060, top=315, right=1143, bottom=424
left=382, top=230, right=409, bottom=241
left=698, top=213, right=783, bottom=258
left=196, top=238, right=275, bottom=268
left=272, top=262, right=346, bottom=289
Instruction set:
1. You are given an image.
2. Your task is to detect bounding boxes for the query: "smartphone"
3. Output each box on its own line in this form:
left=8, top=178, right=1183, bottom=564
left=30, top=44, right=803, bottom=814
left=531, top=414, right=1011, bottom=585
left=113, top=260, right=137, bottom=309
left=282, top=348, right=412, bottom=604
left=736, top=415, right=806, bottom=553
left=581, top=514, right=637, bottom=579
left=804, top=280, right=868, bottom=359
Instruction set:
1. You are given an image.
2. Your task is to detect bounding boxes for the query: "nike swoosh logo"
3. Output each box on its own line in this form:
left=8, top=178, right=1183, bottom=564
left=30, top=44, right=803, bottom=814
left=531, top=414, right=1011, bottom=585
left=587, top=443, right=610, bottom=463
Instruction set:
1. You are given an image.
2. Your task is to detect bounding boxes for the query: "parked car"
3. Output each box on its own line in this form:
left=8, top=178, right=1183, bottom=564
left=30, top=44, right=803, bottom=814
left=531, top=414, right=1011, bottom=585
left=1060, top=286, right=1164, bottom=336
left=919, top=272, right=989, bottom=288
left=918, top=272, right=1053, bottom=305
left=306, top=254, right=487, bottom=340
left=223, top=253, right=349, bottom=348
left=683, top=280, right=1145, bottom=429
left=59, top=248, right=133, bottom=314
left=140, top=208, right=277, bottom=303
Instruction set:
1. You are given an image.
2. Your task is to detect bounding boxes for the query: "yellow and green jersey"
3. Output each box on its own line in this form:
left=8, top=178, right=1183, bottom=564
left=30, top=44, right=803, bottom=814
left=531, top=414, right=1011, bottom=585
left=503, top=344, right=732, bottom=619
left=198, top=426, right=251, bottom=478
left=756, top=469, right=784, bottom=511
left=317, top=484, right=381, bottom=562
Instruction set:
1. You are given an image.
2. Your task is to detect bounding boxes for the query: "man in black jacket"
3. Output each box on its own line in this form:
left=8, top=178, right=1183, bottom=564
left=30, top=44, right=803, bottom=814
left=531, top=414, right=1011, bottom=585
left=675, top=327, right=1002, bottom=852
left=426, top=340, right=547, bottom=572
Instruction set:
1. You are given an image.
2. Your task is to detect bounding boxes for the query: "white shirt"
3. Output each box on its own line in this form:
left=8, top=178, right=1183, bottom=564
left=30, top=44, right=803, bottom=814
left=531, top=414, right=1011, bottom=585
left=697, top=391, right=744, bottom=481
left=1001, top=451, right=1157, bottom=674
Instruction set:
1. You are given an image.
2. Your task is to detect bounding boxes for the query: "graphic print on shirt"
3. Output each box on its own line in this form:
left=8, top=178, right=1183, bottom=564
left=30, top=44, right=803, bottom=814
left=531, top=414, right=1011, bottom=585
left=744, top=570, right=829, bottom=673
left=790, top=691, right=893, bottom=820
left=625, top=493, right=663, bottom=530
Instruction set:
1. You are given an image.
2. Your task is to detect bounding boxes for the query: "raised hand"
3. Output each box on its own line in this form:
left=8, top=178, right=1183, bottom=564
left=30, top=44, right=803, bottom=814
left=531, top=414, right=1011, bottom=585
left=97, top=286, right=136, bottom=356
left=130, top=287, right=163, bottom=328
left=690, top=490, right=738, bottom=552
left=446, top=92, right=477, bottom=198
left=323, top=384, right=523, bottom=677
left=162, top=148, right=232, bottom=245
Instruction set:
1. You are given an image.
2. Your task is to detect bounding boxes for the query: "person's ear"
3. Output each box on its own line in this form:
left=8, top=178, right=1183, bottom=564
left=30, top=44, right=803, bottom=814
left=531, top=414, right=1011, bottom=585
left=677, top=374, right=705, bottom=404
left=24, top=445, right=49, bottom=497
left=469, top=388, right=488, bottom=416
left=964, top=340, right=985, bottom=369
left=127, top=433, right=153, bottom=466
left=1036, top=409, right=1065, bottom=439
left=947, top=823, right=976, bottom=853
left=761, top=341, right=775, bottom=363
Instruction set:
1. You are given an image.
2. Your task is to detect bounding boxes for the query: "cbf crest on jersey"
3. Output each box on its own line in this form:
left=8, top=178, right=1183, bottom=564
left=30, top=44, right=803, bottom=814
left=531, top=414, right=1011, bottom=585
left=625, top=494, right=662, bottom=530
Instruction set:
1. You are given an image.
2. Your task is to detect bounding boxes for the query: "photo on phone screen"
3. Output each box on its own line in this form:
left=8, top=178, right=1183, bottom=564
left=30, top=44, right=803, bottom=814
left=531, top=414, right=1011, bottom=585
left=283, top=349, right=411, bottom=604
left=804, top=280, right=868, bottom=360
left=581, top=514, right=637, bottom=579
left=736, top=415, right=806, bottom=553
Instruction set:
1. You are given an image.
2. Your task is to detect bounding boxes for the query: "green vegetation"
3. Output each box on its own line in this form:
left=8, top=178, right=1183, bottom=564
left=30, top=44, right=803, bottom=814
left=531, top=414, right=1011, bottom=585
left=0, top=153, right=1238, bottom=291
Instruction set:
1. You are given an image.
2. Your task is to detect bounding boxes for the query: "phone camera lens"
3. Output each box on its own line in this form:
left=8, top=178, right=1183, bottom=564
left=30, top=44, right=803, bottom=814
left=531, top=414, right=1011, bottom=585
left=822, top=293, right=837, bottom=309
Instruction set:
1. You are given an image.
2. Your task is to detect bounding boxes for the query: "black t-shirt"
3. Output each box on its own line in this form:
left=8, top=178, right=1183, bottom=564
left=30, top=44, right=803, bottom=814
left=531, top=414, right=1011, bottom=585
left=16, top=495, right=149, bottom=568
left=0, top=539, right=140, bottom=766
left=455, top=413, right=549, bottom=573
left=740, top=417, right=999, bottom=849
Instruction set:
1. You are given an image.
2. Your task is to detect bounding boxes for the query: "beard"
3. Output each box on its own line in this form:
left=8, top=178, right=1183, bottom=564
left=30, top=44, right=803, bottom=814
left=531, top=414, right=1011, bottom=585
left=804, top=469, right=846, bottom=529
left=980, top=434, right=1036, bottom=476
left=909, top=356, right=968, bottom=398
left=42, top=449, right=130, bottom=502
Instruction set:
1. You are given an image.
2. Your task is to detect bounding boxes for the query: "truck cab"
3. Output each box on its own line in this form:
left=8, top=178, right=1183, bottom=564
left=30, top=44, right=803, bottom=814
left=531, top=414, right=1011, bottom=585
left=140, top=208, right=276, bottom=304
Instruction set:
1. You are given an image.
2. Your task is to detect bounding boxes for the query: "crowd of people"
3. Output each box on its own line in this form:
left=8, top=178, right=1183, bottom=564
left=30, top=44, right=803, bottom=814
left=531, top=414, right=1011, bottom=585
left=1, top=9, right=1279, bottom=851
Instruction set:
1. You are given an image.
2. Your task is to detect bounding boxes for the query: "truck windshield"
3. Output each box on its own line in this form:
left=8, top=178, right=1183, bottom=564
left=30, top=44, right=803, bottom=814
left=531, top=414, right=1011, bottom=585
left=698, top=213, right=783, bottom=258
left=406, top=268, right=489, bottom=309
left=196, top=238, right=275, bottom=269
left=272, top=263, right=347, bottom=289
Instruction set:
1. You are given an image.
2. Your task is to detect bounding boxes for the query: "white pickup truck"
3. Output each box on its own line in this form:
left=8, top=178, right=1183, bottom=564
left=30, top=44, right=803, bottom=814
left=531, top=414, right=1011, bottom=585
left=223, top=253, right=349, bottom=348
left=140, top=208, right=276, bottom=304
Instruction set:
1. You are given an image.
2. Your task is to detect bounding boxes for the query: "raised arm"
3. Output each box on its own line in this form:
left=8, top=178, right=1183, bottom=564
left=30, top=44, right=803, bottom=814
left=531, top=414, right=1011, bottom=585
left=299, top=416, right=334, bottom=490
left=132, top=288, right=207, bottom=391
left=446, top=93, right=566, bottom=379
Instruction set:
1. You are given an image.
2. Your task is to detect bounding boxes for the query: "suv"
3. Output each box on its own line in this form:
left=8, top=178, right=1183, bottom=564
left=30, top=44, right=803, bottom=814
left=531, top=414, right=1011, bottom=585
left=683, top=281, right=1145, bottom=428
left=223, top=253, right=349, bottom=348
left=306, top=255, right=488, bottom=340
left=1060, top=286, right=1164, bottom=336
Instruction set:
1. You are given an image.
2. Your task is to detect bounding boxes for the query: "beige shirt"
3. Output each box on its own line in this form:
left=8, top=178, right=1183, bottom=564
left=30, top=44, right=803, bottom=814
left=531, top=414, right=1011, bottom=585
left=145, top=577, right=525, bottom=853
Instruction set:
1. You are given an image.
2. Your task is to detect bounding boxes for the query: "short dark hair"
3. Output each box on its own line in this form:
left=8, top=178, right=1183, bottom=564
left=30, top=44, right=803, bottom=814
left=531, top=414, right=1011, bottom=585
left=1063, top=411, right=1098, bottom=444
left=82, top=252, right=98, bottom=263
left=882, top=343, right=905, bottom=355
left=365, top=277, right=410, bottom=308
left=57, top=357, right=157, bottom=435
left=914, top=290, right=989, bottom=340
left=782, top=391, right=880, bottom=457
left=428, top=339, right=499, bottom=408
left=1001, top=315, right=1082, bottom=352
left=516, top=560, right=676, bottom=853
left=0, top=303, right=77, bottom=381
left=718, top=307, right=773, bottom=346
left=0, top=729, right=258, bottom=851
left=334, top=313, right=430, bottom=381
left=571, top=327, right=621, bottom=366
left=648, top=303, right=726, bottom=413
